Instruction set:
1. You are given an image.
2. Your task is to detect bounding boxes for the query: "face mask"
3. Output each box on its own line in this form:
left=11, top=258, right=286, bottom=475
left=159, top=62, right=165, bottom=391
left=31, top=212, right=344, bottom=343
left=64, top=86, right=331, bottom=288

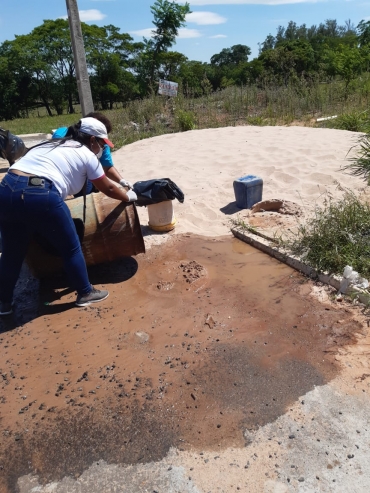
left=96, top=146, right=103, bottom=159
left=94, top=139, right=104, bottom=159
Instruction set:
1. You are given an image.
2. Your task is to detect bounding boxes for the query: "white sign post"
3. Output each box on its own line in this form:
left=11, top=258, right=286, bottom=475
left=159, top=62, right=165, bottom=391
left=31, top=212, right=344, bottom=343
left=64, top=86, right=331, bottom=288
left=158, top=79, right=178, bottom=97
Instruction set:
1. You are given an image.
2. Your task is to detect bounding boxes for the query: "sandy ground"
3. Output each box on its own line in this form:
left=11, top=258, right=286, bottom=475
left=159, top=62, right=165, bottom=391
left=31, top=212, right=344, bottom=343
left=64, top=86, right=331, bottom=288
left=113, top=126, right=366, bottom=242
left=1, top=126, right=370, bottom=493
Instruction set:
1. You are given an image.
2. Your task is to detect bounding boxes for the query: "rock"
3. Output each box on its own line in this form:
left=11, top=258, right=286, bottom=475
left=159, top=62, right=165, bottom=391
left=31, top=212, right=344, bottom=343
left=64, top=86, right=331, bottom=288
left=135, top=331, right=149, bottom=343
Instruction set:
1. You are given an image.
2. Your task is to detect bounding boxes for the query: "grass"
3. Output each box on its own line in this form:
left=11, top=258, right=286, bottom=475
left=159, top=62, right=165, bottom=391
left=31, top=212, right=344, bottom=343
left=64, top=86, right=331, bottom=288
left=283, top=190, right=370, bottom=278
left=2, top=74, right=370, bottom=150
left=0, top=113, right=80, bottom=136
left=342, top=133, right=370, bottom=182
left=318, top=110, right=370, bottom=132
left=3, top=74, right=370, bottom=282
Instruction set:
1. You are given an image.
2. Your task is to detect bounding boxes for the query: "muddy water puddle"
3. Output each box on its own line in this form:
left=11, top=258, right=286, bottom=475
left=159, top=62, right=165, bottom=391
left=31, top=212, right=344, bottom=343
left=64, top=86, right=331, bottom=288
left=0, top=234, right=360, bottom=491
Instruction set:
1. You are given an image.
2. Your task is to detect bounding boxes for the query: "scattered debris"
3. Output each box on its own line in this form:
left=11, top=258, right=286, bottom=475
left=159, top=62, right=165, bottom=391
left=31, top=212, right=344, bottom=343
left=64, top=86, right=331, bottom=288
left=205, top=314, right=216, bottom=328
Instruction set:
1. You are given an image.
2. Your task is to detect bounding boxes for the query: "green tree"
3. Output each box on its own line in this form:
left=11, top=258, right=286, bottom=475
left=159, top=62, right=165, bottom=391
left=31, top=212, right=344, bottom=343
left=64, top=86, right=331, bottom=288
left=0, top=34, right=57, bottom=117
left=260, top=34, right=275, bottom=53
left=157, top=51, right=188, bottom=80
left=28, top=19, right=77, bottom=114
left=0, top=20, right=78, bottom=116
left=210, top=44, right=251, bottom=67
left=322, top=44, right=364, bottom=95
left=138, top=0, right=190, bottom=92
left=178, top=60, right=209, bottom=96
left=357, top=20, right=370, bottom=47
left=83, top=23, right=140, bottom=108
left=0, top=43, right=26, bottom=119
left=259, top=40, right=315, bottom=84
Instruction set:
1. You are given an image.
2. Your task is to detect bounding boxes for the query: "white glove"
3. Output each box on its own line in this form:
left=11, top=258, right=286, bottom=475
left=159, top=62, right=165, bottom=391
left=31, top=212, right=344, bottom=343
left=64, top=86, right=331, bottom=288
left=126, top=190, right=137, bottom=202
left=120, top=178, right=133, bottom=189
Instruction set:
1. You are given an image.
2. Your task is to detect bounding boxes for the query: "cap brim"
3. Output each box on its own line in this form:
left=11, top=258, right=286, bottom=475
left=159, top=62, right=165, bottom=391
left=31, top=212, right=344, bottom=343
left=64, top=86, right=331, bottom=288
left=103, top=138, right=114, bottom=149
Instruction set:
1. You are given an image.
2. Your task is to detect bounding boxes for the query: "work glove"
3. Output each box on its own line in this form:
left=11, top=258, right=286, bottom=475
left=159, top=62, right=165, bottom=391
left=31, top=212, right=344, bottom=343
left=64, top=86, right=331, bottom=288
left=126, top=190, right=137, bottom=202
left=120, top=178, right=133, bottom=189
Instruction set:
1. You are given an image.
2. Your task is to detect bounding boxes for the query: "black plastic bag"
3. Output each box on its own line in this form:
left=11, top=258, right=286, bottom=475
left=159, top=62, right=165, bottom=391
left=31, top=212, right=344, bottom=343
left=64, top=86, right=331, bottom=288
left=0, top=127, right=27, bottom=165
left=133, top=178, right=184, bottom=206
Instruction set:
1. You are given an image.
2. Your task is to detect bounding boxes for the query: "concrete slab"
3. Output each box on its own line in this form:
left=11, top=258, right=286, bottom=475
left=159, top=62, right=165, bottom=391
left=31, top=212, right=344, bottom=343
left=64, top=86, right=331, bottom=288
left=231, top=225, right=370, bottom=305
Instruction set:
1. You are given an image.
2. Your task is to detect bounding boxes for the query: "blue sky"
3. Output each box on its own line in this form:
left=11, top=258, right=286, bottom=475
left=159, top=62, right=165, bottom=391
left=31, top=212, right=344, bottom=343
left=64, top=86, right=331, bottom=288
left=0, top=1, right=367, bottom=62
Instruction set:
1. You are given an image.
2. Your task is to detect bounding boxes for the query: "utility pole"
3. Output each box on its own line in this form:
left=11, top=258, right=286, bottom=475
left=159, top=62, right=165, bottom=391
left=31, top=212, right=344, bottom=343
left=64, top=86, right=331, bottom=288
left=65, top=0, right=94, bottom=116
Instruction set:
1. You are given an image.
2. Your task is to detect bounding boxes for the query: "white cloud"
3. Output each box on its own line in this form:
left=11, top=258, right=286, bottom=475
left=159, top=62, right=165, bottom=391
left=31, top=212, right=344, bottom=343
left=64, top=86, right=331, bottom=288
left=130, top=27, right=202, bottom=39
left=79, top=9, right=107, bottom=21
left=209, top=34, right=228, bottom=38
left=130, top=28, right=156, bottom=37
left=177, top=28, right=203, bottom=38
left=177, top=0, right=325, bottom=5
left=186, top=11, right=227, bottom=24
left=60, top=9, right=107, bottom=21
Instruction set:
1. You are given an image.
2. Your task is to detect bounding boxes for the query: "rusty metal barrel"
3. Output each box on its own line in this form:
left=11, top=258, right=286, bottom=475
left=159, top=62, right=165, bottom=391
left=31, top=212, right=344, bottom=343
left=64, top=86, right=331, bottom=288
left=25, top=193, right=145, bottom=278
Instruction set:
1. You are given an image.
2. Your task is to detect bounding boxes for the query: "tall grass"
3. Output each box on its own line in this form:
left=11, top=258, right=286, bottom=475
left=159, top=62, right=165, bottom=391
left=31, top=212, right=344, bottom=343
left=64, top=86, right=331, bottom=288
left=284, top=191, right=370, bottom=278
left=342, top=133, right=370, bottom=182
left=2, top=74, right=370, bottom=148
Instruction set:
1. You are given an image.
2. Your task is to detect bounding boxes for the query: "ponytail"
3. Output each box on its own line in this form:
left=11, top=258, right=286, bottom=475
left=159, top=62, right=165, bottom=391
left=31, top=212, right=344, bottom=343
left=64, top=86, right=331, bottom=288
left=24, top=120, right=92, bottom=154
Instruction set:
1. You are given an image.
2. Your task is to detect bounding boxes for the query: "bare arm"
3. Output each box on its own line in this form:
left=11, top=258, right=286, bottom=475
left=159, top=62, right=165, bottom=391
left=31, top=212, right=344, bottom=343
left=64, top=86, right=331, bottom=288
left=103, top=165, right=122, bottom=184
left=91, top=175, right=131, bottom=201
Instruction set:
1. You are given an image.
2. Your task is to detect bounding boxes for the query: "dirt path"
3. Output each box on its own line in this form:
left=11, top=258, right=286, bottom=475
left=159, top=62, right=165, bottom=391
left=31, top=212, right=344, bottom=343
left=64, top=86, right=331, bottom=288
left=0, top=234, right=366, bottom=493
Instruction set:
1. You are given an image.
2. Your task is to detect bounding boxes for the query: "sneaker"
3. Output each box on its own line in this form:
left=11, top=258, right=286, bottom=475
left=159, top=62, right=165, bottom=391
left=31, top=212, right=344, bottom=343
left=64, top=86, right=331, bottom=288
left=75, top=287, right=109, bottom=307
left=0, top=302, right=13, bottom=316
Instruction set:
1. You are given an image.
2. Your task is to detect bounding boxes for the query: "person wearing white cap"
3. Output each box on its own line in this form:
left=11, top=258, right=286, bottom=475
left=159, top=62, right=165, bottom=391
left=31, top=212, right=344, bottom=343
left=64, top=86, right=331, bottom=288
left=0, top=117, right=137, bottom=315
left=52, top=112, right=132, bottom=196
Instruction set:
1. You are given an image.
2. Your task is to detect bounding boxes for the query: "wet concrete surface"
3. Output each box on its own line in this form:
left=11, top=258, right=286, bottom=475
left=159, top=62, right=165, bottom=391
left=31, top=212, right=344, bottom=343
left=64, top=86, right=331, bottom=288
left=0, top=234, right=361, bottom=492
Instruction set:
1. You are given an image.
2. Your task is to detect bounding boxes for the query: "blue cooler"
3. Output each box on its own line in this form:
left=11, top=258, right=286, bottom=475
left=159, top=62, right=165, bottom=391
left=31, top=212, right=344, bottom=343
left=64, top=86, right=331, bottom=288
left=233, top=175, right=263, bottom=209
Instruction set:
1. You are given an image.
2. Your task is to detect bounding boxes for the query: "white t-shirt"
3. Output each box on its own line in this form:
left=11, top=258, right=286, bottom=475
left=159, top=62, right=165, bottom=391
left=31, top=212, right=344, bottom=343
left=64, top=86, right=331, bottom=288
left=11, top=140, right=104, bottom=199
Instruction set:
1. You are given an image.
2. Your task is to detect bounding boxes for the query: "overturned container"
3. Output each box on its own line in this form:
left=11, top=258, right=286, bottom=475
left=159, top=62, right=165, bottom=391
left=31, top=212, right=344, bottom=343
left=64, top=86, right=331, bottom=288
left=147, top=200, right=176, bottom=232
left=133, top=178, right=184, bottom=233
left=25, top=192, right=145, bottom=278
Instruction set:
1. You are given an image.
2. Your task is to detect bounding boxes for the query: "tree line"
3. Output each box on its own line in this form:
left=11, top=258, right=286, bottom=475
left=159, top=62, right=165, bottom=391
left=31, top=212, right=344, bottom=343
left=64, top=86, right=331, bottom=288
left=0, top=0, right=369, bottom=121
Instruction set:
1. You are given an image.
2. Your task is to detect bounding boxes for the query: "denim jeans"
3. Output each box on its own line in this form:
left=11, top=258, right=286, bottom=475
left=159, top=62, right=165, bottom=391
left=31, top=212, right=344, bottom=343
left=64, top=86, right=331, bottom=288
left=0, top=172, right=92, bottom=303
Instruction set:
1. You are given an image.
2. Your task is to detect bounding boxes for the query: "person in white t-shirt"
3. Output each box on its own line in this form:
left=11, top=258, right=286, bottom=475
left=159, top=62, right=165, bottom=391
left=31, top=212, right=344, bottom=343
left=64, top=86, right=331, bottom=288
left=0, top=117, right=137, bottom=316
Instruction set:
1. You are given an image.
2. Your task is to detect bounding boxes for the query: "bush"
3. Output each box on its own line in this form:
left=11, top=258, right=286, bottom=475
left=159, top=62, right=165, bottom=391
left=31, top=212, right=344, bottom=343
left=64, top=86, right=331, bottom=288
left=343, top=133, right=370, bottom=183
left=320, top=111, right=370, bottom=132
left=285, top=191, right=370, bottom=278
left=176, top=109, right=196, bottom=131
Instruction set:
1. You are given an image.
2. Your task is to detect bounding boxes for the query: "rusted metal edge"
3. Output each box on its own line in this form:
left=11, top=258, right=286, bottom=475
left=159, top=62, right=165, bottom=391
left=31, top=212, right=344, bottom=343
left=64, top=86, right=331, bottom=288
left=231, top=226, right=370, bottom=305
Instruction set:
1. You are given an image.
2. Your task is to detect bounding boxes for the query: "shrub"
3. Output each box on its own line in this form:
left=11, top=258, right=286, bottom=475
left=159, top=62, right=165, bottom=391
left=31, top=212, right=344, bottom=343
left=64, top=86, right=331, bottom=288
left=176, top=109, right=196, bottom=131
left=285, top=191, right=370, bottom=277
left=343, top=133, right=370, bottom=182
left=320, top=111, right=370, bottom=132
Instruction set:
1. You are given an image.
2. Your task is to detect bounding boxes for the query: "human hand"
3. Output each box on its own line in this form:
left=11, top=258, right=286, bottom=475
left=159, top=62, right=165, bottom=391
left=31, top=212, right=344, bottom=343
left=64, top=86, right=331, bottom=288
left=126, top=190, right=137, bottom=202
left=120, top=178, right=133, bottom=189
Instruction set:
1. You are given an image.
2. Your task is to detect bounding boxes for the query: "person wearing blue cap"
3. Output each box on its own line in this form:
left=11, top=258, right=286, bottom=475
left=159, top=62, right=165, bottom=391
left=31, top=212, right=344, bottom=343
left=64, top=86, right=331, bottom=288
left=53, top=112, right=133, bottom=196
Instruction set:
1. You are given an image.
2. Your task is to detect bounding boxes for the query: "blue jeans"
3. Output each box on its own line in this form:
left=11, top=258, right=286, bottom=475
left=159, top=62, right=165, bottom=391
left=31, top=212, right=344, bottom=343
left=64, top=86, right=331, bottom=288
left=0, top=172, right=92, bottom=303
